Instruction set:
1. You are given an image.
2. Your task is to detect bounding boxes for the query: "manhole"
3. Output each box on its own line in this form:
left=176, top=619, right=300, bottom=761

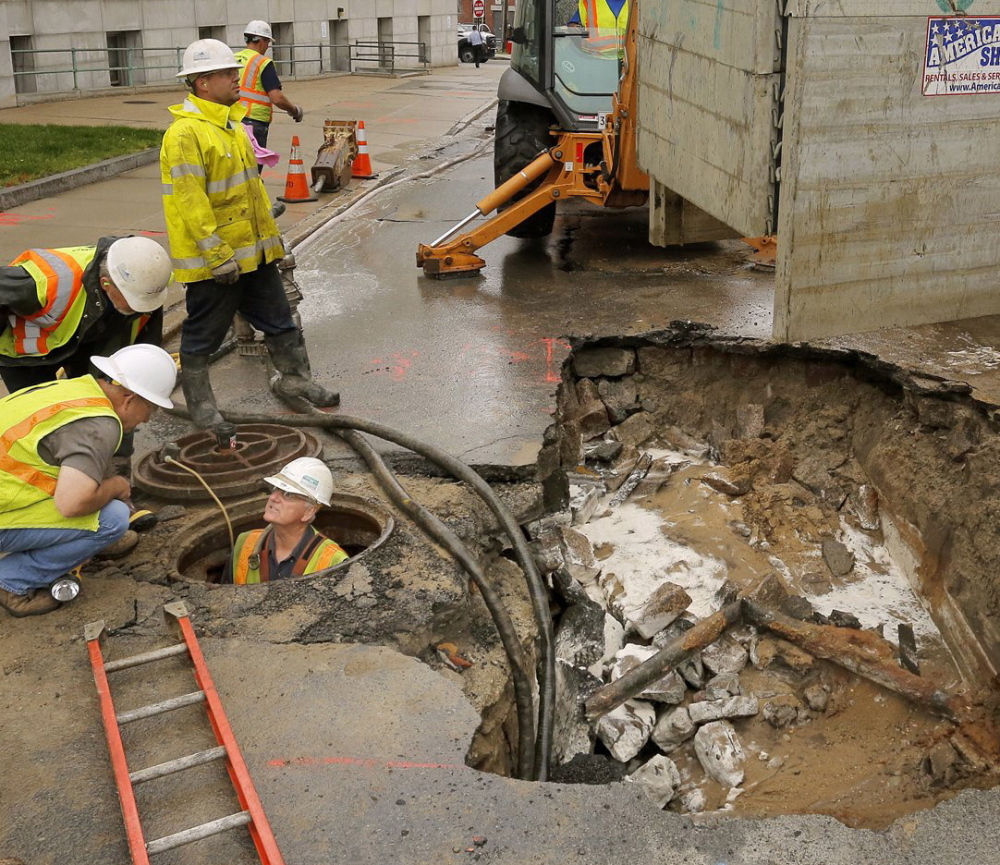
left=133, top=424, right=322, bottom=500
left=175, top=493, right=394, bottom=582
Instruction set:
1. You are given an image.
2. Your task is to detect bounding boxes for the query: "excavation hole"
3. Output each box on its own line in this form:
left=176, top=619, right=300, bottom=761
left=174, top=493, right=393, bottom=583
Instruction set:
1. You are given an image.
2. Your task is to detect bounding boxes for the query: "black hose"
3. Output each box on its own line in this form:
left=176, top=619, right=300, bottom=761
left=216, top=405, right=556, bottom=780
left=338, top=427, right=536, bottom=780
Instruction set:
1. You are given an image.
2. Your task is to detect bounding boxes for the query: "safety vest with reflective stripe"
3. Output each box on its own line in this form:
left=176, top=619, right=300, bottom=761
left=577, top=0, right=629, bottom=53
left=160, top=95, right=284, bottom=284
left=0, top=246, right=93, bottom=358
left=230, top=527, right=349, bottom=584
left=0, top=376, right=122, bottom=532
left=235, top=48, right=273, bottom=123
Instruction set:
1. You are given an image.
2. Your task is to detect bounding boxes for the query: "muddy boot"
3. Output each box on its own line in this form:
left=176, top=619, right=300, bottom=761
left=180, top=353, right=225, bottom=429
left=264, top=330, right=340, bottom=408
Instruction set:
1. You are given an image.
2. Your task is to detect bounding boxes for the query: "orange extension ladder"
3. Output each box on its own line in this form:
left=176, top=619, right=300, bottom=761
left=85, top=601, right=285, bottom=865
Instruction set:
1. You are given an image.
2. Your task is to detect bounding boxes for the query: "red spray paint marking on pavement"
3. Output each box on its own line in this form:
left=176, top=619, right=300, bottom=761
left=370, top=351, right=419, bottom=380
left=0, top=211, right=55, bottom=227
left=538, top=337, right=572, bottom=383
left=138, top=230, right=167, bottom=237
left=267, top=755, right=465, bottom=770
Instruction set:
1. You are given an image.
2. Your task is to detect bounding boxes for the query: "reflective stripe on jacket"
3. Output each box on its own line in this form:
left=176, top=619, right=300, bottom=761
left=0, top=247, right=94, bottom=358
left=577, top=0, right=629, bottom=52
left=231, top=527, right=349, bottom=584
left=0, top=376, right=122, bottom=531
left=236, top=49, right=273, bottom=123
left=160, top=95, right=284, bottom=284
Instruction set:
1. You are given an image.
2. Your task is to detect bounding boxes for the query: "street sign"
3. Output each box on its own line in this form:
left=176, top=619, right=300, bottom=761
left=473, top=0, right=485, bottom=18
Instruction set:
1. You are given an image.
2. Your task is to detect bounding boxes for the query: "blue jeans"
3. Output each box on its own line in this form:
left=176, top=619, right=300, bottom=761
left=0, top=500, right=129, bottom=595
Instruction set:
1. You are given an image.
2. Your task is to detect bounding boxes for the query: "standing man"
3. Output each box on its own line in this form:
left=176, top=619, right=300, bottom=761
left=161, top=39, right=340, bottom=431
left=224, top=457, right=348, bottom=584
left=0, top=344, right=176, bottom=617
left=235, top=20, right=304, bottom=153
left=466, top=24, right=485, bottom=68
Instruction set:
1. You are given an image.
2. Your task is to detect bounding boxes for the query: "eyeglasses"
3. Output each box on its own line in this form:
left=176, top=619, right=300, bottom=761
left=270, top=488, right=313, bottom=504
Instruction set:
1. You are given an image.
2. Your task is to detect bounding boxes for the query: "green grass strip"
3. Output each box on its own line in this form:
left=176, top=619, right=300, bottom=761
left=0, top=123, right=165, bottom=187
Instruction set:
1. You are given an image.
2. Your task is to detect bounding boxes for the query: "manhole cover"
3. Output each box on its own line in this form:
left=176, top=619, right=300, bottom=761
left=122, top=100, right=156, bottom=104
left=134, top=424, right=322, bottom=500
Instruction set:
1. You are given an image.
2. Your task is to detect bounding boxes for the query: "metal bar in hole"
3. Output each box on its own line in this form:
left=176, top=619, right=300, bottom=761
left=116, top=690, right=205, bottom=725
left=104, top=642, right=189, bottom=673
left=129, top=745, right=228, bottom=786
left=145, top=811, right=252, bottom=855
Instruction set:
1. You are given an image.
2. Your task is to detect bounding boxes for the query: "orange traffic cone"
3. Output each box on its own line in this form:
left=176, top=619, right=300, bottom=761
left=278, top=135, right=318, bottom=203
left=351, top=120, right=377, bottom=179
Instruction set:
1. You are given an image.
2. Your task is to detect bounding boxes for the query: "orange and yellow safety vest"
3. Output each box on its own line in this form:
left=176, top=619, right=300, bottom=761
left=230, top=526, right=348, bottom=584
left=576, top=0, right=630, bottom=54
left=236, top=48, right=274, bottom=123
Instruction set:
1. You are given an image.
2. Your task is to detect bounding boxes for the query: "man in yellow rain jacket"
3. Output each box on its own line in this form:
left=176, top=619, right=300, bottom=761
left=235, top=20, right=304, bottom=153
left=224, top=457, right=348, bottom=584
left=161, top=39, right=339, bottom=431
left=0, top=345, right=176, bottom=617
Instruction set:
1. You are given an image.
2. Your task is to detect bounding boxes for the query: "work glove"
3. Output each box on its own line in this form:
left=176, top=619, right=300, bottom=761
left=290, top=105, right=304, bottom=123
left=211, top=259, right=240, bottom=285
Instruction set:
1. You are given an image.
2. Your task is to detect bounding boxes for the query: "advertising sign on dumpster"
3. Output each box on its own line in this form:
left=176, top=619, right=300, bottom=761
left=923, top=17, right=1000, bottom=95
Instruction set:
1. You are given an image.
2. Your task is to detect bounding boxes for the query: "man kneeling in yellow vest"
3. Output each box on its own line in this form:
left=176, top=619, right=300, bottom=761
left=224, top=457, right=348, bottom=584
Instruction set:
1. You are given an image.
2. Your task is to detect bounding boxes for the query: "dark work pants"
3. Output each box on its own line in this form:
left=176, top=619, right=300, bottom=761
left=180, top=261, right=297, bottom=357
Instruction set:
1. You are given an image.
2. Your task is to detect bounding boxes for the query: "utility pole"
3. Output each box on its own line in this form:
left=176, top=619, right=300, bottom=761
left=501, top=0, right=511, bottom=47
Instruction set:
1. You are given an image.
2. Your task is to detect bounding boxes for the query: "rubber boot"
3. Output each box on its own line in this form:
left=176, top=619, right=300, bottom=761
left=180, top=353, right=225, bottom=429
left=264, top=330, right=340, bottom=408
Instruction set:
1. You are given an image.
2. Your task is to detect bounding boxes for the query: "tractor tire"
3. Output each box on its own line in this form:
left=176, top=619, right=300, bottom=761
left=460, top=46, right=476, bottom=63
left=493, top=100, right=557, bottom=239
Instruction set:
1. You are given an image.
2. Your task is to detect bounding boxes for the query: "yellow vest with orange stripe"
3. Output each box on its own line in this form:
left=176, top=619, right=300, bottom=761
left=231, top=526, right=348, bottom=584
left=577, top=0, right=629, bottom=54
left=0, top=376, right=122, bottom=531
left=236, top=48, right=274, bottom=123
left=0, top=246, right=95, bottom=358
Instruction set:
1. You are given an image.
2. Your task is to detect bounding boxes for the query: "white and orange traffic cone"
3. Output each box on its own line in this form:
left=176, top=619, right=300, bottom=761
left=351, top=120, right=377, bottom=179
left=278, top=135, right=318, bottom=203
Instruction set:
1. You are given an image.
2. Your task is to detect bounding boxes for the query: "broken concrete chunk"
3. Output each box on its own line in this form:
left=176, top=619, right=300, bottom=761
left=763, top=696, right=802, bottom=729
left=688, top=696, right=759, bottom=725
left=829, top=609, right=863, bottom=630
left=597, top=377, right=642, bottom=424
left=742, top=573, right=791, bottom=608
left=679, top=788, right=706, bottom=814
left=705, top=672, right=741, bottom=697
left=552, top=659, right=602, bottom=767
left=751, top=636, right=815, bottom=675
left=925, top=740, right=963, bottom=788
left=736, top=404, right=765, bottom=440
left=573, top=379, right=612, bottom=438
left=573, top=347, right=636, bottom=378
left=821, top=537, right=855, bottom=577
left=602, top=574, right=693, bottom=640
left=677, top=655, right=706, bottom=689
left=848, top=484, right=881, bottom=532
left=569, top=484, right=602, bottom=526
left=701, top=470, right=750, bottom=497
left=610, top=645, right=687, bottom=704
left=628, top=754, right=682, bottom=809
left=608, top=412, right=655, bottom=449
left=802, top=683, right=830, bottom=713
left=555, top=600, right=607, bottom=669
left=558, top=527, right=601, bottom=586
left=651, top=616, right=695, bottom=647
left=693, top=720, right=746, bottom=787
left=596, top=699, right=656, bottom=762
left=529, top=531, right=564, bottom=575
left=585, top=439, right=624, bottom=463
left=651, top=706, right=696, bottom=752
left=701, top=636, right=748, bottom=676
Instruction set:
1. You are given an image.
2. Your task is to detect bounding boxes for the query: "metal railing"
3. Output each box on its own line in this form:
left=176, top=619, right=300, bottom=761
left=10, top=40, right=429, bottom=97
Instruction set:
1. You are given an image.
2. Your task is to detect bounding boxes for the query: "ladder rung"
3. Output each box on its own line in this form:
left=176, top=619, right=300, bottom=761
left=129, top=745, right=228, bottom=786
left=104, top=642, right=189, bottom=673
left=146, top=811, right=252, bottom=855
left=116, top=690, right=205, bottom=725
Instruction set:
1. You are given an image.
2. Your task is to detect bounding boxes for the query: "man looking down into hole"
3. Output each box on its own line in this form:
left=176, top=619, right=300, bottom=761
left=224, top=457, right=348, bottom=584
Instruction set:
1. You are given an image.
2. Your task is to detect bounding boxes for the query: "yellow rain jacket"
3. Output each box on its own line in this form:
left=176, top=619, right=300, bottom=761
left=160, top=94, right=284, bottom=284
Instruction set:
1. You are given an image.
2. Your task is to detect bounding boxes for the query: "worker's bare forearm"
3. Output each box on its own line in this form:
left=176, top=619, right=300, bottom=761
left=54, top=472, right=131, bottom=518
left=267, top=88, right=297, bottom=115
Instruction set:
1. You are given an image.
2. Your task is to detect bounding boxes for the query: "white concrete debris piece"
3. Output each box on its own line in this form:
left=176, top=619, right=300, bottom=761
left=558, top=526, right=601, bottom=586
left=693, top=720, right=746, bottom=787
left=701, top=636, right=749, bottom=676
left=569, top=484, right=602, bottom=526
left=596, top=699, right=656, bottom=762
left=610, top=645, right=687, bottom=704
left=688, top=696, right=759, bottom=725
left=628, top=754, right=682, bottom=809
left=589, top=613, right=627, bottom=678
left=651, top=706, right=696, bottom=752
left=552, top=659, right=602, bottom=766
left=601, top=571, right=693, bottom=639
left=705, top=672, right=741, bottom=697
left=680, top=788, right=706, bottom=813
left=677, top=654, right=706, bottom=689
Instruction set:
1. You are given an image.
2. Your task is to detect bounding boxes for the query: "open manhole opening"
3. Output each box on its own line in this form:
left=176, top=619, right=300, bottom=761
left=502, top=334, right=1000, bottom=829
left=174, top=493, right=393, bottom=583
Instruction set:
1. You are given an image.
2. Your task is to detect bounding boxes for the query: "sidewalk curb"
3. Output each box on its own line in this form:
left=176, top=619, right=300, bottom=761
left=0, top=147, right=160, bottom=211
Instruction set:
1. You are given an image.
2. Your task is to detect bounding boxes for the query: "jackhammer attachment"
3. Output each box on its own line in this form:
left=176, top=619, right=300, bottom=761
left=311, top=120, right=358, bottom=194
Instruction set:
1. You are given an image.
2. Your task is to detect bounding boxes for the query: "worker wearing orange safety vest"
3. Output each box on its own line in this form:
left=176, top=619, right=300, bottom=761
left=225, top=457, right=348, bottom=584
left=234, top=19, right=304, bottom=153
left=0, top=236, right=171, bottom=395
left=569, top=0, right=630, bottom=55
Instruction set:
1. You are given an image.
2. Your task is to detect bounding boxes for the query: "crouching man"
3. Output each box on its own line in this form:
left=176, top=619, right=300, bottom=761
left=0, top=344, right=177, bottom=617
left=224, top=457, right=348, bottom=584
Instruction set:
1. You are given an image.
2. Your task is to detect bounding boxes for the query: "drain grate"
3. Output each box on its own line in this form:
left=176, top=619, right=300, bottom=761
left=134, top=424, right=322, bottom=500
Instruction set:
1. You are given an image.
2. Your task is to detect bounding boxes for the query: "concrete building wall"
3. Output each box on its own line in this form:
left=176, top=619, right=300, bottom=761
left=0, top=0, right=458, bottom=105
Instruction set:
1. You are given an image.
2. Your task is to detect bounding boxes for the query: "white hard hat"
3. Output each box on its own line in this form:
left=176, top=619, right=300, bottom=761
left=264, top=457, right=333, bottom=507
left=176, top=39, right=241, bottom=78
left=105, top=237, right=172, bottom=313
left=91, top=344, right=177, bottom=409
left=245, top=20, right=273, bottom=40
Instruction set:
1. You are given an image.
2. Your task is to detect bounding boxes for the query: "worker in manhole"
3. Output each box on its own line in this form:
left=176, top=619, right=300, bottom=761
left=0, top=345, right=177, bottom=617
left=223, top=457, right=348, bottom=584
left=0, top=236, right=172, bottom=516
left=162, top=39, right=339, bottom=432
